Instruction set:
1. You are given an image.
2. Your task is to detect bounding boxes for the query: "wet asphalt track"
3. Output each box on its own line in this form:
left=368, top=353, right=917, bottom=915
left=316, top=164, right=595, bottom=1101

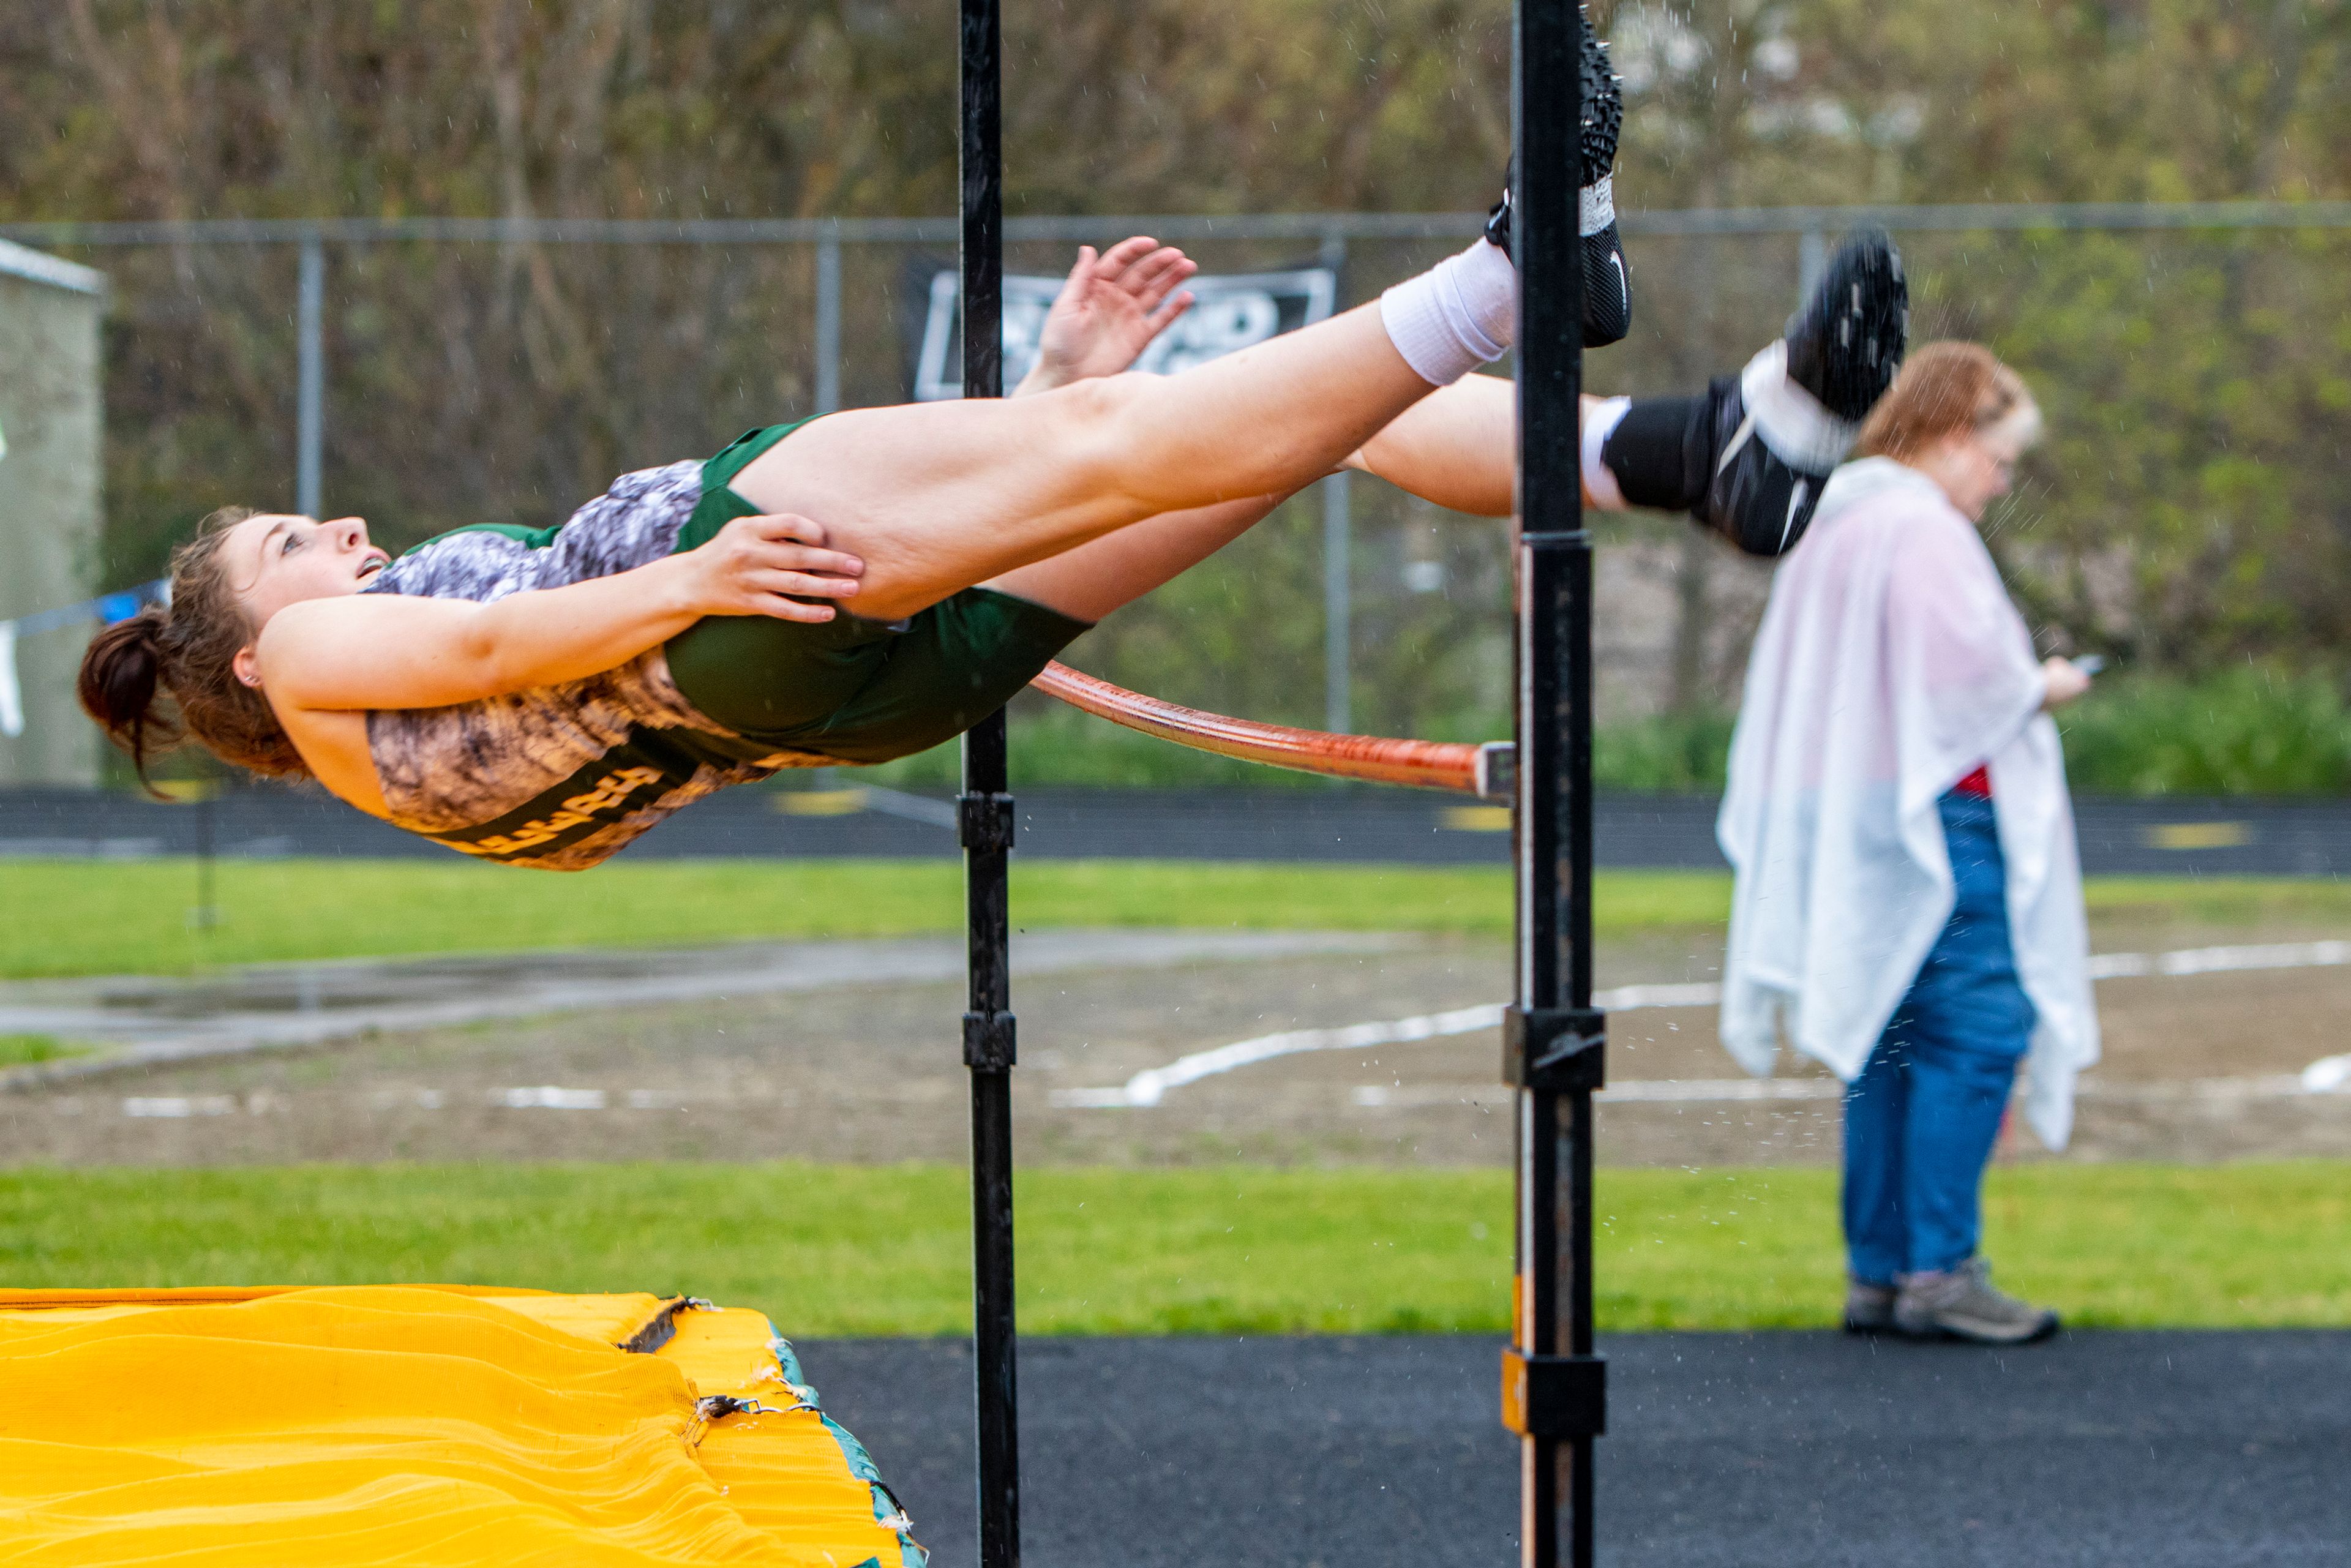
left=801, top=1331, right=2351, bottom=1568
left=13, top=784, right=2351, bottom=875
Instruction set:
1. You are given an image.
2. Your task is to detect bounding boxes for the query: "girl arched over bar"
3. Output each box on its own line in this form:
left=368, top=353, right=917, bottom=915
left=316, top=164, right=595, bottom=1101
left=81, top=217, right=1903, bottom=872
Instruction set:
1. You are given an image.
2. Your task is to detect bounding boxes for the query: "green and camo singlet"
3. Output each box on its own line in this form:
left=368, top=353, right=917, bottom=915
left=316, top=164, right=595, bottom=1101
left=359, top=457, right=828, bottom=871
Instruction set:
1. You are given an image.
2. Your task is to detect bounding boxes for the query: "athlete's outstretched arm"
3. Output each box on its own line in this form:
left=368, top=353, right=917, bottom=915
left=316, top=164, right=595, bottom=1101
left=253, top=512, right=858, bottom=711
left=1013, top=238, right=1196, bottom=395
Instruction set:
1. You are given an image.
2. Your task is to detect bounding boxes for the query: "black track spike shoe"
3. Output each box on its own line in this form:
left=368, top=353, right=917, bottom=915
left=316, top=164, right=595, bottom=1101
left=1693, top=231, right=1910, bottom=556
left=1694, top=362, right=1831, bottom=558
left=1482, top=6, right=1629, bottom=347
left=1482, top=163, right=1512, bottom=257
left=1783, top=228, right=1909, bottom=421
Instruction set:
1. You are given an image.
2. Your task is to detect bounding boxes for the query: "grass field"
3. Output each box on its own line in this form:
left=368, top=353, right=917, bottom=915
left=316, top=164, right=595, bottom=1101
left=9, top=856, right=2351, bottom=979
left=5, top=1161, right=2345, bottom=1334
left=0, top=857, right=1681, bottom=978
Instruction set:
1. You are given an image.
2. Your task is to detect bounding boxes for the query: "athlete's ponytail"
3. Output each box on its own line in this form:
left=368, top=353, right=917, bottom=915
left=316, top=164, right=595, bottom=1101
left=78, top=607, right=173, bottom=777
left=75, top=506, right=310, bottom=787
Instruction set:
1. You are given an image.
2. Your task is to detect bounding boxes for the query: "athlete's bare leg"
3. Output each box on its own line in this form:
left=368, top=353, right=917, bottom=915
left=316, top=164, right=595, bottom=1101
left=988, top=377, right=1598, bottom=623
left=729, top=298, right=1434, bottom=621
left=887, top=241, right=1558, bottom=626
left=981, top=383, right=1605, bottom=621
left=981, top=492, right=1292, bottom=623
left=960, top=233, right=1908, bottom=626
left=1346, top=374, right=1522, bottom=518
left=724, top=217, right=1531, bottom=623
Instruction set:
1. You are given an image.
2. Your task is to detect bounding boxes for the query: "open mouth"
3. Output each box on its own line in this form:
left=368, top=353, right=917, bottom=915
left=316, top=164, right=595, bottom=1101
left=356, top=558, right=386, bottom=581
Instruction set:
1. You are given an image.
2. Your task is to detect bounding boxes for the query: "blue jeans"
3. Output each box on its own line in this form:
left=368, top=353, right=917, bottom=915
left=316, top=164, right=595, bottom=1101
left=1842, top=792, right=2038, bottom=1282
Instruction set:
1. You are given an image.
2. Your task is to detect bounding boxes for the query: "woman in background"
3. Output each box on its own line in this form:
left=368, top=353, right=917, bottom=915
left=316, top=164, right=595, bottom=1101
left=1716, top=343, right=2101, bottom=1345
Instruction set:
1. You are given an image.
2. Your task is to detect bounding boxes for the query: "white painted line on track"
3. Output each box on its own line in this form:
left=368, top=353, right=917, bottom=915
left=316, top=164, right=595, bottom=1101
left=493, top=1086, right=608, bottom=1110
left=2304, top=1054, right=2351, bottom=1093
left=1, top=928, right=1409, bottom=1090
left=2087, top=938, right=2351, bottom=979
left=1056, top=938, right=2351, bottom=1109
left=1055, top=1003, right=1507, bottom=1109
left=120, top=1095, right=238, bottom=1119
left=1344, top=1075, right=2336, bottom=1111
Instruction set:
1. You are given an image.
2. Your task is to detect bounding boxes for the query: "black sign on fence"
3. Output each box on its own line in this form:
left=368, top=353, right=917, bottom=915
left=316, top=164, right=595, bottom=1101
left=913, top=266, right=1335, bottom=400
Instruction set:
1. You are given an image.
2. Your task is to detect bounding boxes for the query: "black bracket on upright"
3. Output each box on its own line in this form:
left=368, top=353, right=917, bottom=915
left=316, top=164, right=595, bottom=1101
left=1501, top=1349, right=1608, bottom=1439
left=959, top=792, right=1017, bottom=855
left=963, top=1010, right=1018, bottom=1072
left=1503, top=1006, right=1607, bottom=1093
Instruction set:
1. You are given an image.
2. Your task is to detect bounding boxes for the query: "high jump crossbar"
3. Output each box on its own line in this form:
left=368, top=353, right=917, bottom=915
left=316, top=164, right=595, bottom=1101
left=1028, top=662, right=1516, bottom=800
left=954, top=4, right=1600, bottom=1564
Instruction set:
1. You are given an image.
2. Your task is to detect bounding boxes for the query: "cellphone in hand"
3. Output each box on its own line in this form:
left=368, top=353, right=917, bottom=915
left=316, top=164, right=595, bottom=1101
left=2069, top=654, right=2107, bottom=677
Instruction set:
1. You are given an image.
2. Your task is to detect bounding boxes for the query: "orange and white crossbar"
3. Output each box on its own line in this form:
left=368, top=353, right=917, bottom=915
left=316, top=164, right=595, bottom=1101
left=1030, top=661, right=1515, bottom=800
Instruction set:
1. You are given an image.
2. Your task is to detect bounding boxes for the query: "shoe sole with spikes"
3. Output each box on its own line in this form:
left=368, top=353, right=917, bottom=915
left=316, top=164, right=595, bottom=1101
left=1483, top=6, right=1629, bottom=347
left=1785, top=229, right=1909, bottom=422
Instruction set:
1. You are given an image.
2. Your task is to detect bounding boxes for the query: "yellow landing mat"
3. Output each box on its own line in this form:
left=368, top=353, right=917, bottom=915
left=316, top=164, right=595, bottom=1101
left=0, top=1284, right=925, bottom=1568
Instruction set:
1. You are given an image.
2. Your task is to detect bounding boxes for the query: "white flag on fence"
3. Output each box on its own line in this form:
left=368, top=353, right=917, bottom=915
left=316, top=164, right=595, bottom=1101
left=0, top=622, right=22, bottom=737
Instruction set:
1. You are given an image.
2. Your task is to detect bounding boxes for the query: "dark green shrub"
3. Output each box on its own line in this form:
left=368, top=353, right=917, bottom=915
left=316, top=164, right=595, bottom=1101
left=1593, top=709, right=1737, bottom=793
left=2057, top=667, right=2351, bottom=796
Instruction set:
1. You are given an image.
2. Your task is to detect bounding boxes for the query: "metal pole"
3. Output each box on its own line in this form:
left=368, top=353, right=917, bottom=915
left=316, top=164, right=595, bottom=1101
left=1505, top=2, right=1603, bottom=1567
left=1321, top=470, right=1352, bottom=735
left=816, top=227, right=843, bottom=414
left=1318, top=233, right=1352, bottom=735
left=1797, top=228, right=1827, bottom=310
left=296, top=230, right=324, bottom=517
left=192, top=780, right=218, bottom=932
left=958, top=4, right=1019, bottom=1568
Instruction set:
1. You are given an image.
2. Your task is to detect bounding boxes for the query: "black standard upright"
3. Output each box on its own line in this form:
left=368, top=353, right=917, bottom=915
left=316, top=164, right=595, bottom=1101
left=1501, top=1, right=1605, bottom=1566
left=957, top=2, right=1021, bottom=1567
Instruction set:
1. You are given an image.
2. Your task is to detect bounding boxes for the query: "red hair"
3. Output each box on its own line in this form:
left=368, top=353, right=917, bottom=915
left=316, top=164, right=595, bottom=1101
left=1855, top=342, right=2038, bottom=462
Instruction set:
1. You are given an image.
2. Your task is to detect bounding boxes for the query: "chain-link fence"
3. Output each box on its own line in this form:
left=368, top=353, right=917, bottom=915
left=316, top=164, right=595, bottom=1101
left=8, top=204, right=2350, bottom=779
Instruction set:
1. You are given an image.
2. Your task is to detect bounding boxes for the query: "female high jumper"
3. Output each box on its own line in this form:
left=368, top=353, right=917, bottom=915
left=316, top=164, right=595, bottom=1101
left=81, top=42, right=1905, bottom=871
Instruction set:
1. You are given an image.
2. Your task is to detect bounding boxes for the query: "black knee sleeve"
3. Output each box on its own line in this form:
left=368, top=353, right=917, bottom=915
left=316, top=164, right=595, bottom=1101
left=1599, top=388, right=1724, bottom=512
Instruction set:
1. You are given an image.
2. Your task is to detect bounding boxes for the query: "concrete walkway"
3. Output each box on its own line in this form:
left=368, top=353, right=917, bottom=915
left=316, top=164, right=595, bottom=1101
left=0, top=929, right=1405, bottom=1086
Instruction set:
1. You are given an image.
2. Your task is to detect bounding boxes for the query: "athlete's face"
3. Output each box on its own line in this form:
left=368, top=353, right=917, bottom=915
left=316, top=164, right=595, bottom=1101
left=225, top=512, right=391, bottom=629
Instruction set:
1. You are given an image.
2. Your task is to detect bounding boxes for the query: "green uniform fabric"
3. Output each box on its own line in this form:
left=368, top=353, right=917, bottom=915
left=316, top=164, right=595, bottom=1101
left=370, top=421, right=1089, bottom=869
left=663, top=423, right=1090, bottom=765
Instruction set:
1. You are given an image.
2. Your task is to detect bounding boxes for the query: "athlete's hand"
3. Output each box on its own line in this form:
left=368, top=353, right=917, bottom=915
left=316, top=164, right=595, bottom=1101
left=1014, top=236, right=1197, bottom=396
left=689, top=513, right=864, bottom=623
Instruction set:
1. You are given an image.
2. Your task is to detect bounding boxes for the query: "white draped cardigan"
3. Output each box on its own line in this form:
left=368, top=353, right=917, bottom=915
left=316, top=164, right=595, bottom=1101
left=1715, top=458, right=2101, bottom=1149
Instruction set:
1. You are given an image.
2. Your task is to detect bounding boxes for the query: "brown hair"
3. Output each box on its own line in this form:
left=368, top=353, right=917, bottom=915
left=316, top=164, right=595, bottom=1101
left=77, top=506, right=309, bottom=787
left=1854, top=341, right=2039, bottom=462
